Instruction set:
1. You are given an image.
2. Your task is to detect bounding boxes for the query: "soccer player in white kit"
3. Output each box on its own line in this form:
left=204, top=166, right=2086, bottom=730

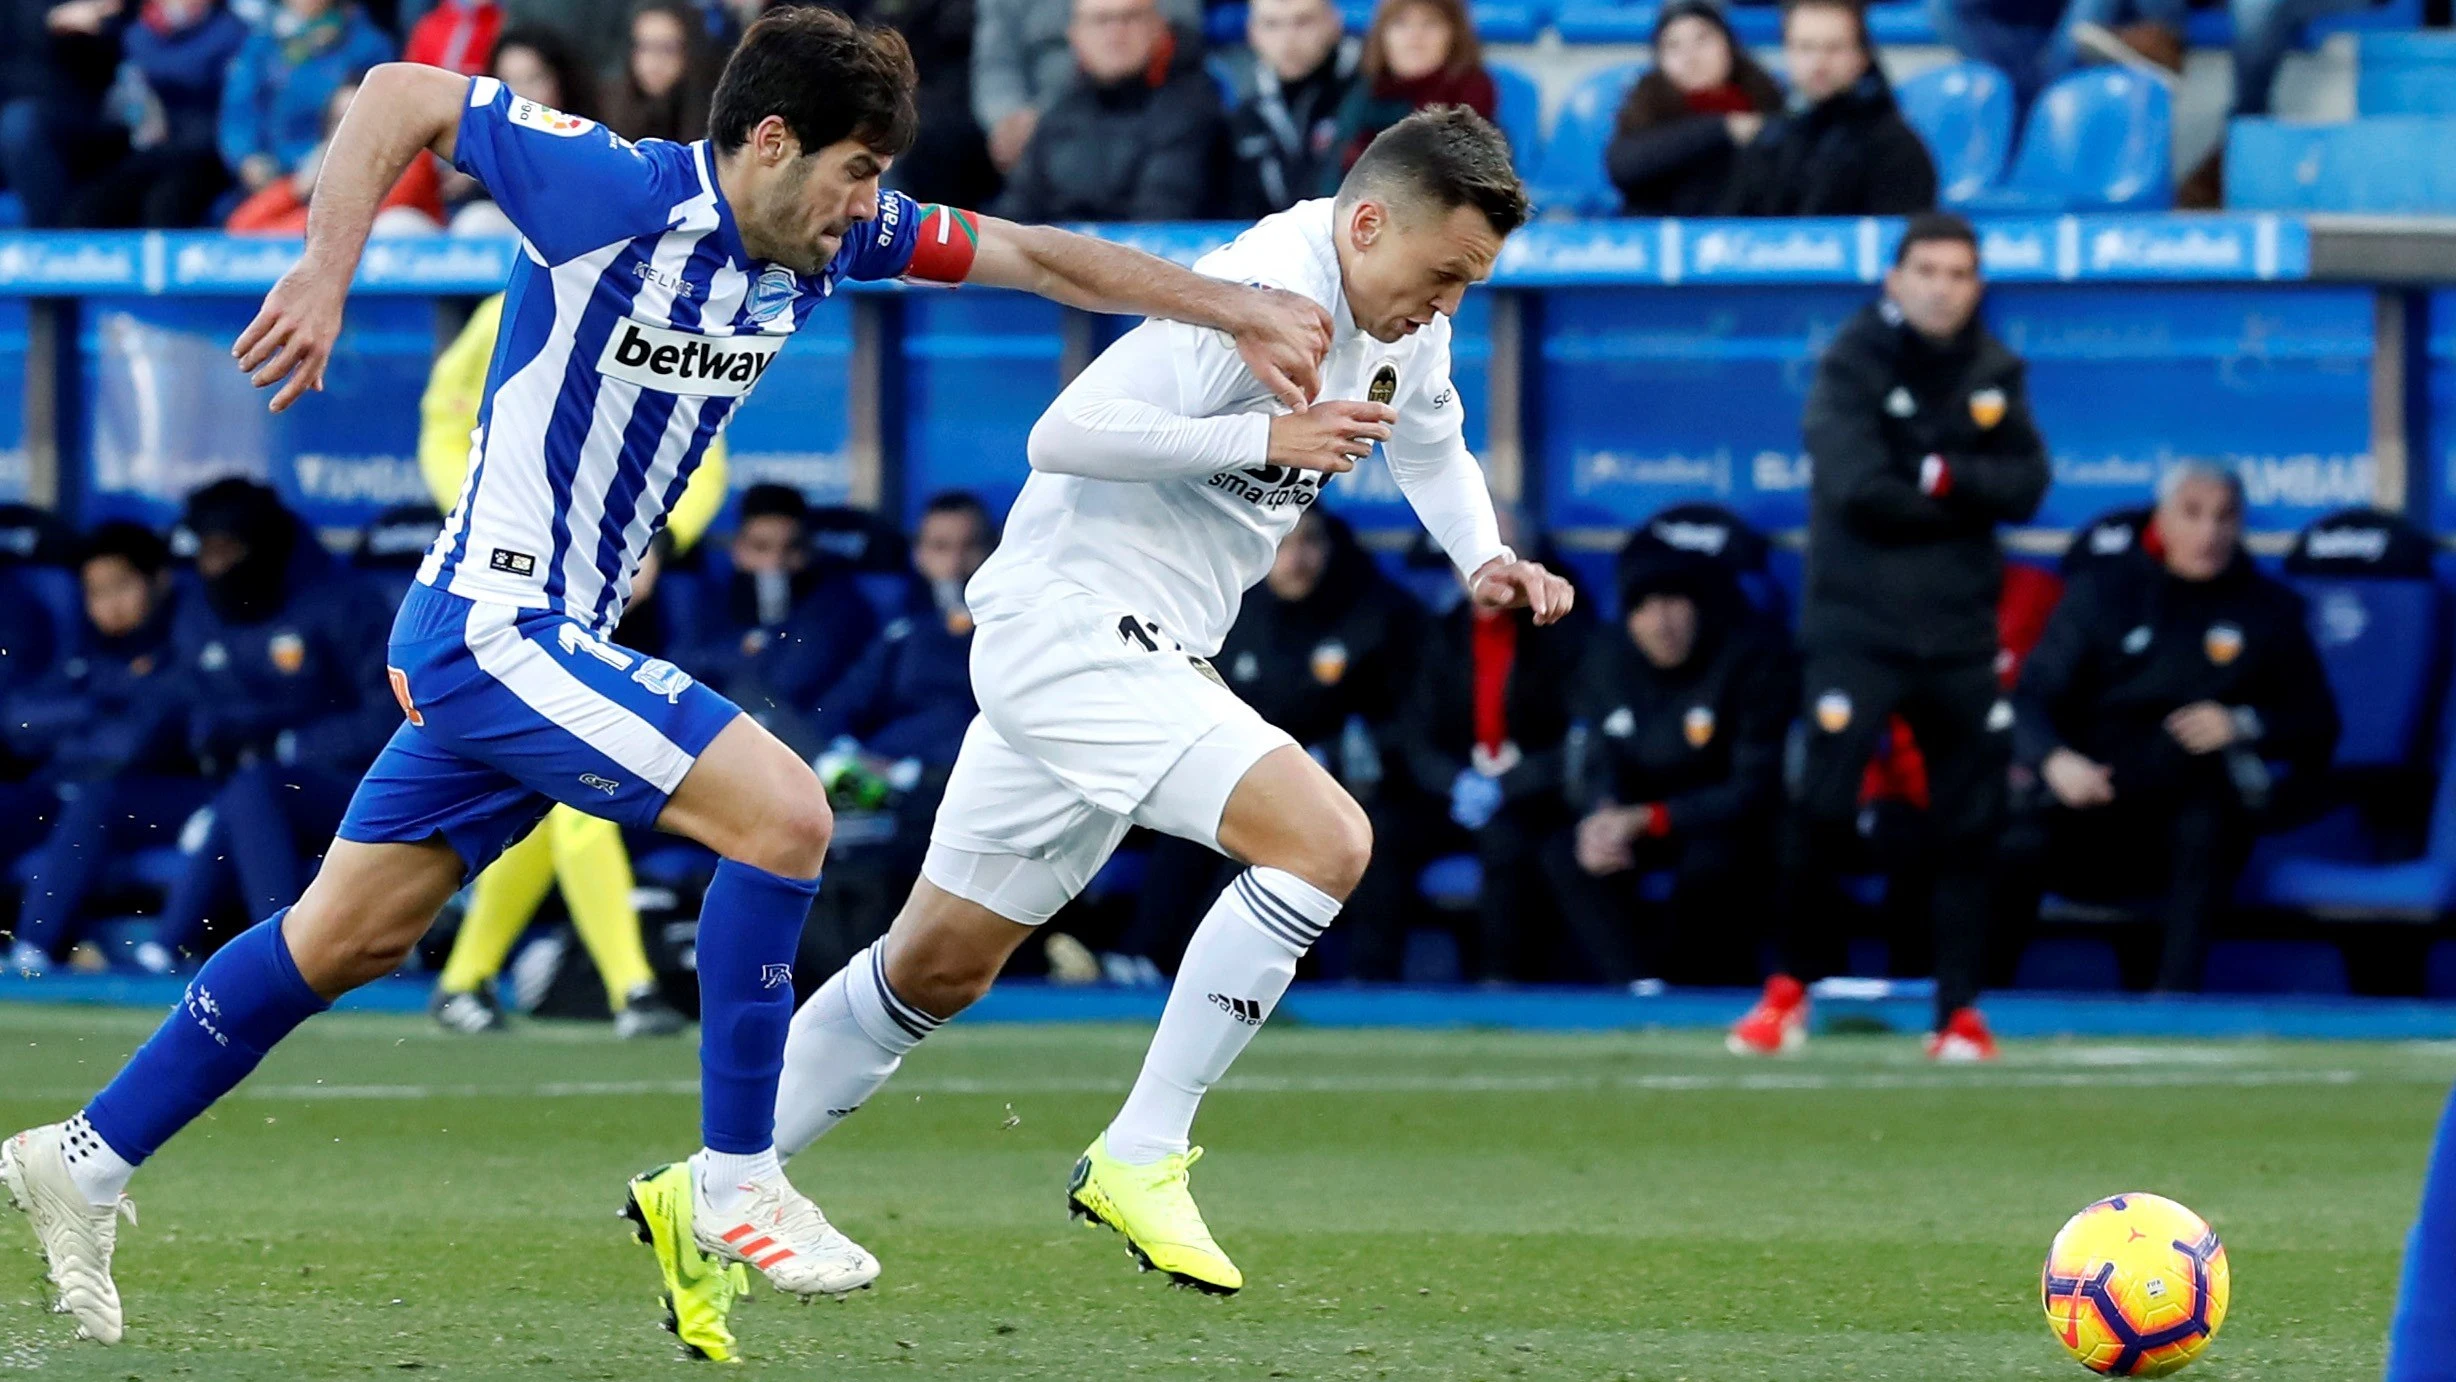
left=641, top=106, right=1576, bottom=1341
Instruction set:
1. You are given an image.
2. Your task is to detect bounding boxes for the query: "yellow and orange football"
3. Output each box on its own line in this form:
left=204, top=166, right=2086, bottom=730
left=2041, top=1192, right=2230, bottom=1376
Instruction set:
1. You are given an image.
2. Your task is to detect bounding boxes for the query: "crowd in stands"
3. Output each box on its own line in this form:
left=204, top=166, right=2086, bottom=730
left=0, top=214, right=2382, bottom=1030
left=10, top=0, right=2405, bottom=231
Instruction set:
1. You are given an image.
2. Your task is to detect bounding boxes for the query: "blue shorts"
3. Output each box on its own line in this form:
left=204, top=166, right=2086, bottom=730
left=337, top=583, right=741, bottom=877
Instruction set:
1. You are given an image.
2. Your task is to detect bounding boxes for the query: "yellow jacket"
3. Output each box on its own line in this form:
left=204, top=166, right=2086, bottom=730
left=418, top=294, right=728, bottom=554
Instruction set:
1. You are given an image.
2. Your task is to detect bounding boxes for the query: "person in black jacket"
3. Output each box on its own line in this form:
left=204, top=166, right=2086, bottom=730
left=1733, top=214, right=2049, bottom=1059
left=2004, top=462, right=2339, bottom=992
left=1223, top=0, right=1359, bottom=218
left=1543, top=535, right=1793, bottom=986
left=4, top=522, right=210, bottom=975
left=992, top=0, right=1220, bottom=222
left=146, top=479, right=398, bottom=968
left=1606, top=0, right=1785, bottom=217
left=1118, top=509, right=1421, bottom=976
left=1349, top=522, right=1591, bottom=983
left=1719, top=0, right=1937, bottom=217
left=681, top=484, right=878, bottom=721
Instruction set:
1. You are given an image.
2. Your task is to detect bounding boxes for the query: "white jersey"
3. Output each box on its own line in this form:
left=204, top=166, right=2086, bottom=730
left=964, top=199, right=1510, bottom=656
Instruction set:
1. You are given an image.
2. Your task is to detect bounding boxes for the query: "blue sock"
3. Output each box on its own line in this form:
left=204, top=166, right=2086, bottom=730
left=695, top=860, right=820, bottom=1154
left=82, top=911, right=329, bottom=1164
left=2390, top=1082, right=2456, bottom=1381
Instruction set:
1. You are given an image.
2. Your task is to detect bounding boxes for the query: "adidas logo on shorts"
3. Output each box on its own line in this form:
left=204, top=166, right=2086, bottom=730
left=1208, top=993, right=1264, bottom=1025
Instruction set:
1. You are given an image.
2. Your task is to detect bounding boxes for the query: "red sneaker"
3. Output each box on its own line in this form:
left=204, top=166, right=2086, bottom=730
left=1925, top=1006, right=2000, bottom=1063
left=1725, top=974, right=1808, bottom=1056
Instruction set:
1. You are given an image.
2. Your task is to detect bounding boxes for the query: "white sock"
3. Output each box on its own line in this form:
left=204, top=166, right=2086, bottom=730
left=1104, top=867, right=1339, bottom=1165
left=60, top=1112, right=135, bottom=1208
left=692, top=1146, right=782, bottom=1215
left=775, top=943, right=938, bottom=1157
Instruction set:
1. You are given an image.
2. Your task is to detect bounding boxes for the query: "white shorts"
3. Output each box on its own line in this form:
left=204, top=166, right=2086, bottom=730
left=924, top=586, right=1295, bottom=926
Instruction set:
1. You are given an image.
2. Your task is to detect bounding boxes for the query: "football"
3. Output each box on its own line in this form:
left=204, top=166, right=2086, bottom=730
left=2042, top=1192, right=2231, bottom=1376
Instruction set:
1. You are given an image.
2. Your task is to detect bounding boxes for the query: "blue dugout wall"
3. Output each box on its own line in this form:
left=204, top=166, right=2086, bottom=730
left=0, top=212, right=2416, bottom=562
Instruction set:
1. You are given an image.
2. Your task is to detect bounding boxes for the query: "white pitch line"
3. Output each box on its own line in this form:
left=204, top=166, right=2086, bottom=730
left=0, top=1065, right=2365, bottom=1105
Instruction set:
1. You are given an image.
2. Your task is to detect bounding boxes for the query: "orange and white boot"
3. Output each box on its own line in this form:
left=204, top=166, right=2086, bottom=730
left=1925, top=1006, right=2001, bottom=1063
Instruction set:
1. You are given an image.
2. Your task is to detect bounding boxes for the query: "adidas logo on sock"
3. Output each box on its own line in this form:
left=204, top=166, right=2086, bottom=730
left=1208, top=993, right=1264, bottom=1025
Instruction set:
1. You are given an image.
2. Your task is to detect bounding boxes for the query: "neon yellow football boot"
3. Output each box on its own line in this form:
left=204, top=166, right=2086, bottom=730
left=1065, top=1136, right=1242, bottom=1295
left=623, top=1163, right=751, bottom=1362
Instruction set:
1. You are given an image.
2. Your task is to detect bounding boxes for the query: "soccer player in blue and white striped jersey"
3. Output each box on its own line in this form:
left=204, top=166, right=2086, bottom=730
left=1, top=8, right=1332, bottom=1353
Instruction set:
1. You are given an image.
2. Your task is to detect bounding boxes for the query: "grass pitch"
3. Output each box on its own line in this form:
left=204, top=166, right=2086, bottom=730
left=0, top=1004, right=2442, bottom=1380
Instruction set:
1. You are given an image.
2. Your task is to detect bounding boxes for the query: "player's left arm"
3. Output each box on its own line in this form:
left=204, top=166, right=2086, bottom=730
left=874, top=201, right=1331, bottom=410
left=1384, top=336, right=1574, bottom=626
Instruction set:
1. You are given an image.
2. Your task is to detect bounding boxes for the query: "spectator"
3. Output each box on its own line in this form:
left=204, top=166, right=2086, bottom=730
left=137, top=480, right=397, bottom=970
left=0, top=0, right=129, bottom=226
left=810, top=492, right=993, bottom=768
left=1606, top=0, right=1785, bottom=217
left=684, top=484, right=878, bottom=716
left=226, top=73, right=442, bottom=232
left=1120, top=509, right=1421, bottom=978
left=601, top=0, right=719, bottom=144
left=1224, top=0, right=1359, bottom=218
left=3, top=523, right=202, bottom=976
left=56, top=0, right=249, bottom=228
left=1353, top=512, right=1591, bottom=984
left=402, top=0, right=499, bottom=74
left=1731, top=214, right=2047, bottom=1061
left=1720, top=0, right=1936, bottom=216
left=440, top=28, right=597, bottom=233
left=1328, top=0, right=1496, bottom=183
left=971, top=0, right=1198, bottom=175
left=836, top=0, right=998, bottom=207
left=2003, top=463, right=2339, bottom=991
left=217, top=0, right=393, bottom=200
left=1542, top=534, right=1793, bottom=987
left=992, top=0, right=1221, bottom=222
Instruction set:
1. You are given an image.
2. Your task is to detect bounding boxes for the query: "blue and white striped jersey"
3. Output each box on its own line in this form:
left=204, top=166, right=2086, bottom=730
left=418, top=76, right=926, bottom=633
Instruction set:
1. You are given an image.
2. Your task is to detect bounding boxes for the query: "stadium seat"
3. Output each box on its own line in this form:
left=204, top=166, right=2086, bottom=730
left=1474, top=2, right=1540, bottom=41
left=2201, top=939, right=2350, bottom=996
left=1206, top=4, right=1248, bottom=46
left=855, top=571, right=915, bottom=625
left=1894, top=61, right=2015, bottom=206
left=1863, top=0, right=1938, bottom=43
left=1490, top=62, right=1545, bottom=171
left=1418, top=854, right=1482, bottom=909
left=1530, top=61, right=1644, bottom=216
left=1552, top=3, right=1656, bottom=42
left=1960, top=68, right=2172, bottom=212
left=2293, top=577, right=2444, bottom=770
left=2226, top=117, right=2456, bottom=213
left=2013, top=937, right=2125, bottom=991
left=2358, top=32, right=2456, bottom=116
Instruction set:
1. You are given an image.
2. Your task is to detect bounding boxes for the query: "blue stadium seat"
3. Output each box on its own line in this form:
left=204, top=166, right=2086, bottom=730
left=1864, top=0, right=1938, bottom=43
left=2227, top=117, right=2456, bottom=213
left=1894, top=60, right=2015, bottom=206
left=1418, top=854, right=1482, bottom=908
left=2013, top=937, right=2124, bottom=991
left=1531, top=61, right=1644, bottom=216
left=0, top=193, right=21, bottom=228
left=2201, top=939, right=2350, bottom=996
left=1552, top=3, right=1656, bottom=42
left=2294, top=577, right=2444, bottom=770
left=1490, top=62, right=1545, bottom=170
left=854, top=571, right=914, bottom=625
left=1475, top=2, right=1540, bottom=41
left=1960, top=68, right=2172, bottom=212
left=1206, top=4, right=1248, bottom=46
left=2358, top=32, right=2456, bottom=116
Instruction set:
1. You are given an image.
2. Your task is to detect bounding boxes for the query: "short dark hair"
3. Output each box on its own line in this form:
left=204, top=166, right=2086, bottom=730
left=739, top=482, right=812, bottom=527
left=82, top=520, right=169, bottom=579
left=1338, top=105, right=1530, bottom=237
left=1894, top=211, right=1980, bottom=266
left=708, top=7, right=918, bottom=159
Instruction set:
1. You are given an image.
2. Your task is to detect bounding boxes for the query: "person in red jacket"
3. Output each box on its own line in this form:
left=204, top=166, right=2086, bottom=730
left=401, top=0, right=499, bottom=75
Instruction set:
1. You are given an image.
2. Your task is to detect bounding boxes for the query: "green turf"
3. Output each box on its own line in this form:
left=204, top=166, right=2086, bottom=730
left=0, top=1007, right=2443, bottom=1379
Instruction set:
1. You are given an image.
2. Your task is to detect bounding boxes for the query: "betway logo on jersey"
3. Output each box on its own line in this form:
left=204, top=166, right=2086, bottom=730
left=598, top=320, right=784, bottom=397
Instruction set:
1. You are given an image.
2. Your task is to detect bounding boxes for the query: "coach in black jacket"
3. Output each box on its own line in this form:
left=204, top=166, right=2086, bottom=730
left=2004, top=462, right=2338, bottom=991
left=1544, top=534, right=1794, bottom=985
left=1768, top=213, right=2049, bottom=1044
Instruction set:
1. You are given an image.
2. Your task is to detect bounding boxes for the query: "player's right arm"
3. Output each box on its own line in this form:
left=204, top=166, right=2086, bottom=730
left=1026, top=319, right=1395, bottom=483
left=234, top=63, right=471, bottom=413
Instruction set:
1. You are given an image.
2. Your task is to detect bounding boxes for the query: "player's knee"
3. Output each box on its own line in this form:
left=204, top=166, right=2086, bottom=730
left=1286, top=796, right=1373, bottom=901
left=888, top=939, right=1000, bottom=1019
left=740, top=781, right=834, bottom=878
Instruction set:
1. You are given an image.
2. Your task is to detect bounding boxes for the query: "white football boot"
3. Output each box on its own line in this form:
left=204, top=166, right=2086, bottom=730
left=2, top=1124, right=136, bottom=1343
left=689, top=1161, right=880, bottom=1300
